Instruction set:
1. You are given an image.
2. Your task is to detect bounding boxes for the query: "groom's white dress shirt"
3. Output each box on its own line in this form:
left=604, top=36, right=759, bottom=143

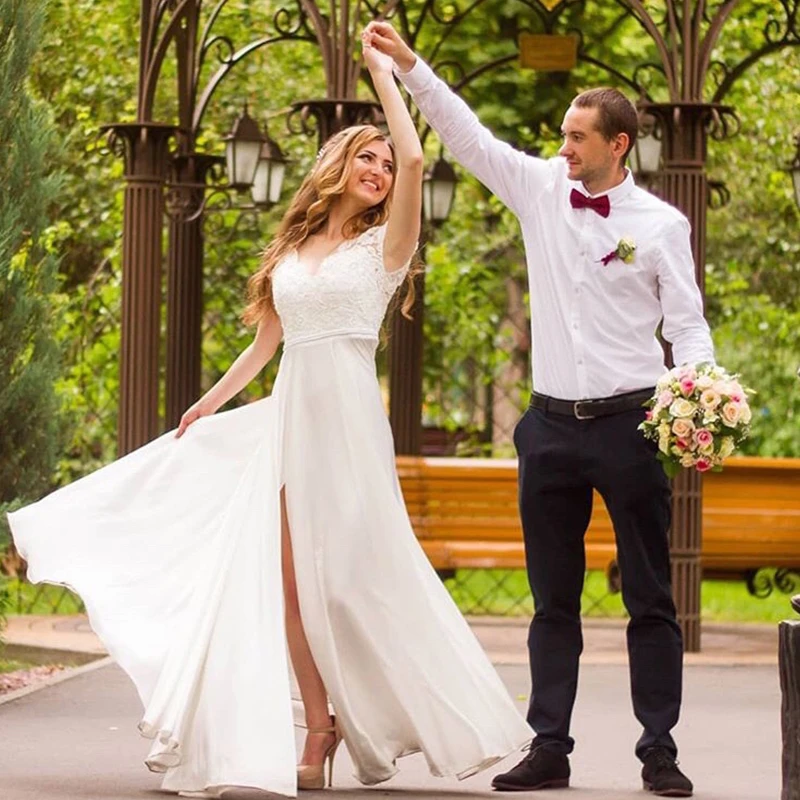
left=398, top=58, right=715, bottom=402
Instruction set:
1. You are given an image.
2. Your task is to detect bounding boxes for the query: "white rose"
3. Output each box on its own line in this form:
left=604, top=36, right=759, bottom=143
left=699, top=389, right=721, bottom=410
left=617, top=236, right=636, bottom=264
left=740, top=403, right=752, bottom=424
left=680, top=452, right=696, bottom=467
left=669, top=398, right=697, bottom=419
left=718, top=437, right=735, bottom=459
left=672, top=418, right=695, bottom=438
left=711, top=380, right=728, bottom=395
left=696, top=375, right=714, bottom=390
left=656, top=374, right=672, bottom=392
left=721, top=402, right=742, bottom=426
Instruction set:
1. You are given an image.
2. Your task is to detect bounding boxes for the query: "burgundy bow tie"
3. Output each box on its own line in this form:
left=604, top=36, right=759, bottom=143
left=570, top=188, right=610, bottom=218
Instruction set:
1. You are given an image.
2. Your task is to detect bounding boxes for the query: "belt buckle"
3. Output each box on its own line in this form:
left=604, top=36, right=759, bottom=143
left=573, top=401, right=595, bottom=420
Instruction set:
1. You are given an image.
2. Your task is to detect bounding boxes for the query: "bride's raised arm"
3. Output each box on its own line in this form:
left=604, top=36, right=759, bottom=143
left=361, top=27, right=423, bottom=272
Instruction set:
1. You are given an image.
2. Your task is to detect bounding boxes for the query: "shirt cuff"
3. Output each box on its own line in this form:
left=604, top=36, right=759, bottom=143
left=393, top=56, right=435, bottom=93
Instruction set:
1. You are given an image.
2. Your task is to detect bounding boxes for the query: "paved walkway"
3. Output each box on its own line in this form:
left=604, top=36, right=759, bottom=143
left=0, top=615, right=783, bottom=799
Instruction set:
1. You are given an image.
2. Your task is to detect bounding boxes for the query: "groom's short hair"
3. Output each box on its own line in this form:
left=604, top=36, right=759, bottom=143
left=571, top=88, right=638, bottom=161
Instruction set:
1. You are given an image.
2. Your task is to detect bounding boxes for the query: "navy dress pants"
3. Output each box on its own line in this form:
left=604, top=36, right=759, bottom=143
left=514, top=405, right=683, bottom=760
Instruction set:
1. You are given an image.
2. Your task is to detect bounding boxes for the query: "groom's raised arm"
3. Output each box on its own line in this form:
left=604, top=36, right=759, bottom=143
left=364, top=22, right=549, bottom=218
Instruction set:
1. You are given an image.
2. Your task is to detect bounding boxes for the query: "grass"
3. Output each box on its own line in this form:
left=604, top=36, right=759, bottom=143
left=446, top=569, right=794, bottom=623
left=0, top=658, right=28, bottom=675
left=700, top=576, right=793, bottom=623
left=4, top=579, right=84, bottom=615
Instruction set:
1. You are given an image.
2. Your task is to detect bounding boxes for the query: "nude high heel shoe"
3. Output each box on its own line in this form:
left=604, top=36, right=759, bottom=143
left=297, top=717, right=342, bottom=790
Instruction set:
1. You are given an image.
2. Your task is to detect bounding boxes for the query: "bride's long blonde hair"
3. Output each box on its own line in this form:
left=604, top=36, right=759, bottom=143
left=242, top=124, right=420, bottom=326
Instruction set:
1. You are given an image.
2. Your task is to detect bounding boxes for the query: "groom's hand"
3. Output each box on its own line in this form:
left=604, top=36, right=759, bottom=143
left=362, top=21, right=416, bottom=74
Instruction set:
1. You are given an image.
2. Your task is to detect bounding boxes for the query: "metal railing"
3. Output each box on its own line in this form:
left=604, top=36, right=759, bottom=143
left=8, top=572, right=623, bottom=617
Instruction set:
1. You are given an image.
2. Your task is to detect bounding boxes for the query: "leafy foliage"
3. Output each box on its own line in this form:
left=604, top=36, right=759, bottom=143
left=414, top=1, right=800, bottom=456
left=0, top=0, right=62, bottom=507
left=705, top=48, right=800, bottom=456
left=3, top=0, right=797, bottom=503
left=0, top=0, right=66, bottom=638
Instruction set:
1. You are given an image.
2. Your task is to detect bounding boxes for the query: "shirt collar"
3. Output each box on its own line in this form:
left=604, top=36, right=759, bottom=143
left=571, top=168, right=636, bottom=205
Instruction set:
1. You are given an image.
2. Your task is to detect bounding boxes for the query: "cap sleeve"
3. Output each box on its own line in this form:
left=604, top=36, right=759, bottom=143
left=362, top=223, right=417, bottom=297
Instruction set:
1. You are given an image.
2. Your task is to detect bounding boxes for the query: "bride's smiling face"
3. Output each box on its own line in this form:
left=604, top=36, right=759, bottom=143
left=344, top=141, right=394, bottom=207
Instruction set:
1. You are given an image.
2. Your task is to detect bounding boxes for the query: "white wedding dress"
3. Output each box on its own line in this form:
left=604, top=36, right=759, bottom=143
left=9, top=223, right=531, bottom=797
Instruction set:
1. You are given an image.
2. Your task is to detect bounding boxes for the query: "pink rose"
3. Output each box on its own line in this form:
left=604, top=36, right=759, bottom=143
left=657, top=390, right=675, bottom=408
left=727, top=380, right=745, bottom=403
left=679, top=378, right=696, bottom=397
left=695, top=457, right=712, bottom=473
left=645, top=410, right=653, bottom=421
left=695, top=429, right=713, bottom=448
left=678, top=366, right=697, bottom=382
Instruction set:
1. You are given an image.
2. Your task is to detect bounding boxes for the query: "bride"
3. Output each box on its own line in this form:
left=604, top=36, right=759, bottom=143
left=8, top=31, right=531, bottom=799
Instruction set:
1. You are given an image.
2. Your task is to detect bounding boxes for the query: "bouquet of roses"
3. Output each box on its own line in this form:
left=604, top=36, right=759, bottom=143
left=639, top=363, right=753, bottom=477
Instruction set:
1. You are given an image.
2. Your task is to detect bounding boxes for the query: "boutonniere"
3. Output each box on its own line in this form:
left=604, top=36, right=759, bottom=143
left=599, top=236, right=636, bottom=266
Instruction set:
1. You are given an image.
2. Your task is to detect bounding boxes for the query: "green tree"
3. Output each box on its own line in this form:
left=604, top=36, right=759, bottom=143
left=17, top=0, right=800, bottom=474
left=705, top=47, right=800, bottom=456
left=412, top=1, right=800, bottom=457
left=0, top=0, right=62, bottom=511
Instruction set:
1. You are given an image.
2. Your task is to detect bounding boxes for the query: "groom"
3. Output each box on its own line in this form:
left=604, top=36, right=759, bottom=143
left=364, top=21, right=714, bottom=797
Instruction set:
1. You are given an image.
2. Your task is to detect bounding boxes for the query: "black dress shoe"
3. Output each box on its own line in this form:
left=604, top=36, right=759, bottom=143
left=491, top=744, right=570, bottom=791
left=641, top=747, right=693, bottom=797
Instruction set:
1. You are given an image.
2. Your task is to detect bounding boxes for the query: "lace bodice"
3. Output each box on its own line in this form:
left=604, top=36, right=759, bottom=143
left=272, top=224, right=410, bottom=347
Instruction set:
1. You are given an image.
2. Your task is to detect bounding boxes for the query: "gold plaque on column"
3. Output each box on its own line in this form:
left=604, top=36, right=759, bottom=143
left=519, top=33, right=578, bottom=72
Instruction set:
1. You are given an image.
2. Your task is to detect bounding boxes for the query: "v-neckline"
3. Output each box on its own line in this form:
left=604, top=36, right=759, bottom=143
left=295, top=238, right=350, bottom=277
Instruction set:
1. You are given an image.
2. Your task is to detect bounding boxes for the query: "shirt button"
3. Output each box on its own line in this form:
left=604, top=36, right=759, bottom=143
left=577, top=359, right=583, bottom=365
left=572, top=323, right=579, bottom=330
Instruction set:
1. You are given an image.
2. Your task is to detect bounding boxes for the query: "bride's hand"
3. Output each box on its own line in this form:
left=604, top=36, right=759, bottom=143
left=361, top=31, right=394, bottom=75
left=176, top=400, right=213, bottom=438
left=362, top=21, right=415, bottom=73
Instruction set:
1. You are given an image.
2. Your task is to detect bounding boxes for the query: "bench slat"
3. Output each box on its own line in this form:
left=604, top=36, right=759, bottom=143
left=398, top=456, right=800, bottom=576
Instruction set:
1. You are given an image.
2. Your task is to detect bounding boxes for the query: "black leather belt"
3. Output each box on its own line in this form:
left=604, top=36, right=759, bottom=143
left=529, top=387, right=654, bottom=420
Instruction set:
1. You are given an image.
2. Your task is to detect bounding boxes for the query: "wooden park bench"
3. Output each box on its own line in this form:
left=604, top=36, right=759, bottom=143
left=396, top=455, right=800, bottom=593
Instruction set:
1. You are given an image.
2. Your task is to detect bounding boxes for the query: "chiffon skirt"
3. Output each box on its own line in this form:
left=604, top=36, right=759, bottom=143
left=9, top=333, right=531, bottom=797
